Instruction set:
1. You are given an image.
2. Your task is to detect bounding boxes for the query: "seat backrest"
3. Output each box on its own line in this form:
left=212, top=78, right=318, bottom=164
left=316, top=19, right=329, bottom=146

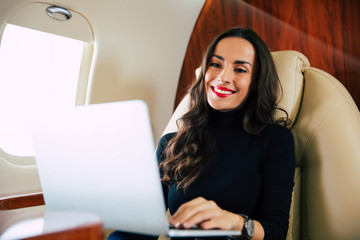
left=293, top=63, right=360, bottom=239
left=162, top=50, right=360, bottom=240
left=0, top=149, right=42, bottom=198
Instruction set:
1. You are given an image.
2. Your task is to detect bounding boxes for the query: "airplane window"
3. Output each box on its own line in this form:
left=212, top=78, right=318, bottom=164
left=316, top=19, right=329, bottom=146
left=0, top=24, right=84, bottom=156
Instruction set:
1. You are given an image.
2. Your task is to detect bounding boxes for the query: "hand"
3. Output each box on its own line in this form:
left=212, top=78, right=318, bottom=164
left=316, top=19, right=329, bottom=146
left=169, top=197, right=244, bottom=230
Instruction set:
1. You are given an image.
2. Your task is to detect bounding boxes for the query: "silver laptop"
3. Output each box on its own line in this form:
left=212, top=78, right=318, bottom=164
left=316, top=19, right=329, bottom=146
left=31, top=100, right=241, bottom=237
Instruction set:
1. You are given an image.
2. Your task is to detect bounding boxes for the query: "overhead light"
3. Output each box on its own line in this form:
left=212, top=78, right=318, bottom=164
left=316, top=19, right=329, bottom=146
left=46, top=5, right=72, bottom=21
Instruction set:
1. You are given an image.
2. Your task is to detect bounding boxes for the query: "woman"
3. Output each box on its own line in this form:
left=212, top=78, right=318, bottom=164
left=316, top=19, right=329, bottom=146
left=109, top=27, right=295, bottom=240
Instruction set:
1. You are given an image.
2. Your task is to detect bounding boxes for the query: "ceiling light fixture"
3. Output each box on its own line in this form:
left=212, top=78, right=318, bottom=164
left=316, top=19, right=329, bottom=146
left=46, top=5, right=72, bottom=21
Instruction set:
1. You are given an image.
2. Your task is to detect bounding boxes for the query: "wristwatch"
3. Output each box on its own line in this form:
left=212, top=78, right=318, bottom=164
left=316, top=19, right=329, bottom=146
left=228, top=214, right=254, bottom=239
left=240, top=214, right=254, bottom=239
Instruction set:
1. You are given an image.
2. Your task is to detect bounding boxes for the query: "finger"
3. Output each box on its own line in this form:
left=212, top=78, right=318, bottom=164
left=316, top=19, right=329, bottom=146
left=176, top=197, right=207, bottom=213
left=171, top=202, right=221, bottom=229
left=171, top=197, right=206, bottom=220
left=200, top=211, right=243, bottom=230
left=200, top=217, right=227, bottom=230
left=181, top=207, right=221, bottom=229
left=170, top=197, right=212, bottom=226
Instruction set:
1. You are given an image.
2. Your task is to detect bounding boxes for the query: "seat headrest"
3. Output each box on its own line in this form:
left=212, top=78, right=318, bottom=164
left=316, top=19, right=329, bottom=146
left=272, top=51, right=310, bottom=127
left=162, top=50, right=310, bottom=135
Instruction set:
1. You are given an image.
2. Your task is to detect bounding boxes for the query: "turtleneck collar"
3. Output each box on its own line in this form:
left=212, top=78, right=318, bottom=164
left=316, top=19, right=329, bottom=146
left=207, top=103, right=245, bottom=128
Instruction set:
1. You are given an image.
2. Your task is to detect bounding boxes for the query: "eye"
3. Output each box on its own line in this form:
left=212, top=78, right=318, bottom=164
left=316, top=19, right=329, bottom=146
left=234, top=68, right=247, bottom=73
left=210, top=62, right=221, bottom=68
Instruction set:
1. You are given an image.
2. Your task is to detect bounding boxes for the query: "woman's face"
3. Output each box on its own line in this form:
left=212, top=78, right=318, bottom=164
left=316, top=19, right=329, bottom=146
left=205, top=37, right=255, bottom=112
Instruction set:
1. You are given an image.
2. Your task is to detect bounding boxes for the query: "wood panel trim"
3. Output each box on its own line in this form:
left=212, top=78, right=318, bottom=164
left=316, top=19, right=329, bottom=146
left=175, top=0, right=360, bottom=110
left=23, top=222, right=104, bottom=240
left=0, top=192, right=45, bottom=210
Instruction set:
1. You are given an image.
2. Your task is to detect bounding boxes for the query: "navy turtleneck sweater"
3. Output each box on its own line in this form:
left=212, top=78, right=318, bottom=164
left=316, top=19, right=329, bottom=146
left=156, top=107, right=295, bottom=240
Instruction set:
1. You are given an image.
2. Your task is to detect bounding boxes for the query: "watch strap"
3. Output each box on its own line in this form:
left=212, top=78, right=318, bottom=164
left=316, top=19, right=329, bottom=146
left=239, top=214, right=254, bottom=239
left=228, top=214, right=252, bottom=240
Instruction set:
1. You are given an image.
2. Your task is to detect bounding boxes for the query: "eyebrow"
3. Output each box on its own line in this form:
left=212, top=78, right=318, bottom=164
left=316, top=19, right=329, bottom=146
left=213, top=54, right=252, bottom=66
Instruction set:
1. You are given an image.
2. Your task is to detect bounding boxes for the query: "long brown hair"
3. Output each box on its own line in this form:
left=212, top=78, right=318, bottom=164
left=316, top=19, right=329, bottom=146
left=160, top=27, right=289, bottom=190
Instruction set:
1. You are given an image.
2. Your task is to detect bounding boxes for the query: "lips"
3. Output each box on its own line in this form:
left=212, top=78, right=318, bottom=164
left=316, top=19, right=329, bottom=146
left=211, top=86, right=235, bottom=97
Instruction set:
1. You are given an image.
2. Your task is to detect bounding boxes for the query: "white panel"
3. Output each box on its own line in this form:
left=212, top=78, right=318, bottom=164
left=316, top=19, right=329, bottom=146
left=83, top=0, right=205, bottom=141
left=6, top=2, right=93, bottom=42
left=0, top=0, right=205, bottom=144
left=0, top=0, right=205, bottom=196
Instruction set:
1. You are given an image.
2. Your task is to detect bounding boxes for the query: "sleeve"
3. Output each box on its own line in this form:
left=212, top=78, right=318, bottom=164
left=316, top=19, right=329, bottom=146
left=257, top=126, right=295, bottom=240
left=156, top=132, right=176, bottom=210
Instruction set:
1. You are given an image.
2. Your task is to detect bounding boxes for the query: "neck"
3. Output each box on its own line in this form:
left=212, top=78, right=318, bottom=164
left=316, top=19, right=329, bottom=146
left=207, top=103, right=244, bottom=127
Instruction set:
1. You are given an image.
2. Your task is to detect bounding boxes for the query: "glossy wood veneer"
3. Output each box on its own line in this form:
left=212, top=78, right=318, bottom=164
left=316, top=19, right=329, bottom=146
left=0, top=192, right=45, bottom=210
left=23, top=222, right=104, bottom=240
left=176, top=0, right=360, bottom=110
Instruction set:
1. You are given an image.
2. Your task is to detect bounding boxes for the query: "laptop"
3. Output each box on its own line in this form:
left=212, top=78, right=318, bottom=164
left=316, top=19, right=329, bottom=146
left=31, top=100, right=241, bottom=237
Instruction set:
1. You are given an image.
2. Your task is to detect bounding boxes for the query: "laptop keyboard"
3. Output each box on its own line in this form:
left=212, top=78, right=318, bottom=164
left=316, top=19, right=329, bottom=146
left=169, top=224, right=202, bottom=230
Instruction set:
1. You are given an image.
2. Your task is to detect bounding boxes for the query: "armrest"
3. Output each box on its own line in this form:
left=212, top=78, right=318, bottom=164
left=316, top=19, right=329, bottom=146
left=0, top=192, right=45, bottom=210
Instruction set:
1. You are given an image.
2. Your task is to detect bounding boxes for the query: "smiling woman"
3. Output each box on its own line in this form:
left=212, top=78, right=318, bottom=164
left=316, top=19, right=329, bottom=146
left=156, top=27, right=294, bottom=240
left=108, top=27, right=295, bottom=240
left=205, top=37, right=255, bottom=112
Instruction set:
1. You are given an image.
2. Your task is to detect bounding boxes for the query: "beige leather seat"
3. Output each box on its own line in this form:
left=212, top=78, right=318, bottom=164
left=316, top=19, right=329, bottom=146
left=0, top=149, right=42, bottom=200
left=161, top=51, right=360, bottom=240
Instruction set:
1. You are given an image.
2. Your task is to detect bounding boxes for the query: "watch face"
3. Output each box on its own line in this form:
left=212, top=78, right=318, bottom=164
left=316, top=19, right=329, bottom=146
left=246, top=219, right=255, bottom=237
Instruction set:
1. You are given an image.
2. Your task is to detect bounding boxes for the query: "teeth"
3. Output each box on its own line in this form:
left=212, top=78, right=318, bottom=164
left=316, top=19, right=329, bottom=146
left=214, top=88, right=232, bottom=94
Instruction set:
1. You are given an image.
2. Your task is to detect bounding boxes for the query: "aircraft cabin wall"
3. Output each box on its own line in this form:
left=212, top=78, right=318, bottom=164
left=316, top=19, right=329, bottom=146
left=0, top=0, right=205, bottom=197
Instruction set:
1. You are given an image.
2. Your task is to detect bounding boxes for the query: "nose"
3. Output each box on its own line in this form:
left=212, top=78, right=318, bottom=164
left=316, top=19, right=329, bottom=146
left=217, top=68, right=231, bottom=84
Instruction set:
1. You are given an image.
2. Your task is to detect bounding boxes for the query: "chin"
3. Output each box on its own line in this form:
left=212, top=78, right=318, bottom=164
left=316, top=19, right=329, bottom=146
left=208, top=103, right=230, bottom=112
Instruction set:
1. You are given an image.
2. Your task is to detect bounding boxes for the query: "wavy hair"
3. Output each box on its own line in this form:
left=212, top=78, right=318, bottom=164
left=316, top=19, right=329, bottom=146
left=160, top=27, right=289, bottom=190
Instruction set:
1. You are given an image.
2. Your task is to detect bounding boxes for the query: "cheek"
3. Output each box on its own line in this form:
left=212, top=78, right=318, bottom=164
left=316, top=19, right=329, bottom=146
left=204, top=71, right=217, bottom=86
left=235, top=78, right=252, bottom=92
left=204, top=73, right=212, bottom=91
left=204, top=72, right=211, bottom=84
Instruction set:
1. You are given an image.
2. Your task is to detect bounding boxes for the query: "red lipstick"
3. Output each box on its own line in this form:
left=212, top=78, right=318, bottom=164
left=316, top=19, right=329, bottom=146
left=211, top=86, right=235, bottom=98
